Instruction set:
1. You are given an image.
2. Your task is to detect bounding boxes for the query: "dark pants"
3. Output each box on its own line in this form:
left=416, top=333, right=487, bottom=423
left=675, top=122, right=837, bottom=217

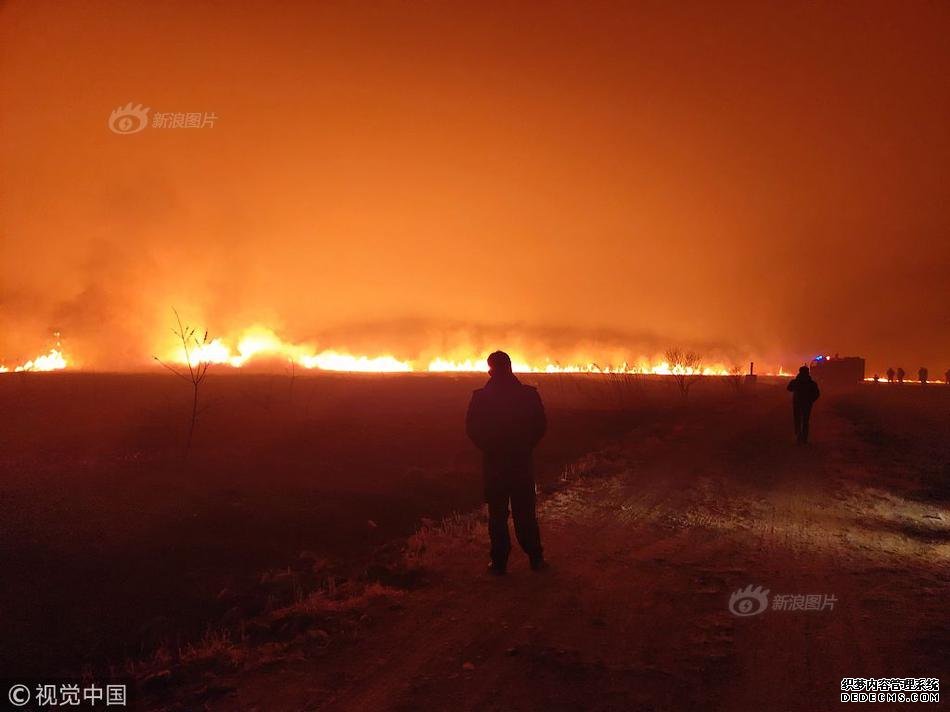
left=793, top=401, right=813, bottom=443
left=486, top=477, right=542, bottom=568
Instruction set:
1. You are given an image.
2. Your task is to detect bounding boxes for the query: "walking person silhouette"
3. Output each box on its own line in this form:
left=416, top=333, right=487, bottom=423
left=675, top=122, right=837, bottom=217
left=787, top=365, right=820, bottom=444
left=466, top=351, right=547, bottom=574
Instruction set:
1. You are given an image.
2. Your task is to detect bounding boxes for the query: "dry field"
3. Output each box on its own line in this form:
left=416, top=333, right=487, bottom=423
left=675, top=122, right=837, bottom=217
left=2, top=373, right=947, bottom=710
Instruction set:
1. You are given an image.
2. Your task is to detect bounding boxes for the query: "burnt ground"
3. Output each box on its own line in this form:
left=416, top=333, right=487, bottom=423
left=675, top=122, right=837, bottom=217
left=2, top=374, right=948, bottom=711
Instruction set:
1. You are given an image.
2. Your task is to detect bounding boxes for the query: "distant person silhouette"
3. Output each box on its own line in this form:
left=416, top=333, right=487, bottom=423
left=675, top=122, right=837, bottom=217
left=945, top=369, right=950, bottom=386
left=466, top=351, right=547, bottom=575
left=918, top=367, right=928, bottom=384
left=886, top=367, right=895, bottom=383
left=787, top=365, right=820, bottom=444
left=896, top=367, right=905, bottom=383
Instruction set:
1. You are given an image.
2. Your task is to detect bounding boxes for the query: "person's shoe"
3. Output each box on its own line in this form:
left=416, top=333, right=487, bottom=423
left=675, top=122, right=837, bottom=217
left=487, top=562, right=507, bottom=576
left=529, top=556, right=548, bottom=571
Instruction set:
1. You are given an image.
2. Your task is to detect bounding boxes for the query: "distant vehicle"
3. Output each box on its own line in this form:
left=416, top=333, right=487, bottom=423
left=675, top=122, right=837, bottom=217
left=809, top=354, right=865, bottom=388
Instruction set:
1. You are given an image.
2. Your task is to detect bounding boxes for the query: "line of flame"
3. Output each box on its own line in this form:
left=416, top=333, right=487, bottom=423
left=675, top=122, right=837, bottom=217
left=159, top=327, right=741, bottom=375
left=0, top=348, right=68, bottom=373
left=0, top=329, right=803, bottom=377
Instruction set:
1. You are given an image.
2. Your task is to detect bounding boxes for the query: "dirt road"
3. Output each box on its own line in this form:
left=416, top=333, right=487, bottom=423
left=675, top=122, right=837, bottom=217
left=191, top=388, right=948, bottom=711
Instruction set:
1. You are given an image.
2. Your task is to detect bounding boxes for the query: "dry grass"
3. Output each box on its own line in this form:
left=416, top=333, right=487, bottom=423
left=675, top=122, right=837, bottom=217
left=404, top=509, right=487, bottom=568
left=179, top=629, right=246, bottom=670
left=274, top=580, right=400, bottom=618
left=131, top=574, right=404, bottom=703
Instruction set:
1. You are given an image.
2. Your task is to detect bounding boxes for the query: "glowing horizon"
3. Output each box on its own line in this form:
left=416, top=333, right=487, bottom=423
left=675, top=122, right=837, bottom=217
left=2, top=326, right=779, bottom=376
left=8, top=326, right=943, bottom=380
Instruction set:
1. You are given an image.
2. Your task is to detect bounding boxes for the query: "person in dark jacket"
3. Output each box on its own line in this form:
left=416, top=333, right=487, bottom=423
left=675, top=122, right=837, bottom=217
left=787, top=365, right=820, bottom=444
left=466, top=351, right=547, bottom=574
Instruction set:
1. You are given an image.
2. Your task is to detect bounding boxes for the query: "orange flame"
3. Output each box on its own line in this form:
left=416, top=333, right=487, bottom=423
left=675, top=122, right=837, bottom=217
left=167, top=327, right=414, bottom=372
left=160, top=325, right=739, bottom=375
left=2, top=327, right=791, bottom=376
left=0, top=348, right=68, bottom=373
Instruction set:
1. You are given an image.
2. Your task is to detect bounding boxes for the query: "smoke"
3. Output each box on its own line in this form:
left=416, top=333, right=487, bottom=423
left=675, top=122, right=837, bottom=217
left=1, top=1, right=948, bottom=374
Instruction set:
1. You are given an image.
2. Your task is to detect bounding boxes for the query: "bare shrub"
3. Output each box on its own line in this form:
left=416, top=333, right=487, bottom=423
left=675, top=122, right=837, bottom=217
left=726, top=364, right=744, bottom=394
left=154, top=308, right=214, bottom=456
left=404, top=510, right=485, bottom=568
left=601, top=366, right=641, bottom=411
left=664, top=347, right=704, bottom=398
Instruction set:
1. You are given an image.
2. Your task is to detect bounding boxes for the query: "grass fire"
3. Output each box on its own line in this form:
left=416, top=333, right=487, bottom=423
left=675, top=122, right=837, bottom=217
left=1, top=2, right=948, bottom=711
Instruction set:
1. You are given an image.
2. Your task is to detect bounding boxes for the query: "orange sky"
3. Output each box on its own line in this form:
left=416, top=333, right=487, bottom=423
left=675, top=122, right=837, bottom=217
left=1, top=0, right=948, bottom=373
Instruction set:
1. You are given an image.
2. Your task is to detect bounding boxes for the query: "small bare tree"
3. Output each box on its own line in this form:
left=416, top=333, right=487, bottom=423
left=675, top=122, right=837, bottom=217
left=665, top=347, right=704, bottom=398
left=154, top=309, right=214, bottom=455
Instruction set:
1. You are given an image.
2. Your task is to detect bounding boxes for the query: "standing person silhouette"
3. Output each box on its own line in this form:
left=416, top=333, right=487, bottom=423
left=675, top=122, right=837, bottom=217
left=918, top=366, right=929, bottom=384
left=787, top=365, right=820, bottom=444
left=896, top=367, right=906, bottom=383
left=466, top=351, right=547, bottom=575
left=886, top=367, right=895, bottom=383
